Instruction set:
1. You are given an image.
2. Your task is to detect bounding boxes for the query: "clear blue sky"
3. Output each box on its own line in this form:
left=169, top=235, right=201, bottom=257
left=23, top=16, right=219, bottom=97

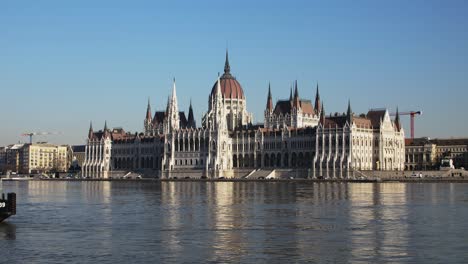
left=1, top=0, right=467, bottom=146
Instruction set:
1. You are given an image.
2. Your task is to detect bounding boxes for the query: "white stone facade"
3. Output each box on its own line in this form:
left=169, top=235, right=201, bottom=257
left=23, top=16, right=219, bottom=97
left=82, top=53, right=405, bottom=179
left=82, top=123, right=112, bottom=178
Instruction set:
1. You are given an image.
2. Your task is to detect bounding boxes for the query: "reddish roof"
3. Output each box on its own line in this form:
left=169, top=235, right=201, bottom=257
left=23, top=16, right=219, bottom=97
left=210, top=75, right=245, bottom=100
left=353, top=117, right=372, bottom=128
left=273, top=99, right=316, bottom=115
left=300, top=100, right=315, bottom=115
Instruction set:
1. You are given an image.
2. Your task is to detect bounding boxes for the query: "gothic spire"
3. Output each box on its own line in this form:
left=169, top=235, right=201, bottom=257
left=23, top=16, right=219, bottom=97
left=103, top=120, right=109, bottom=138
left=166, top=78, right=179, bottom=131
left=188, top=99, right=196, bottom=128
left=293, top=80, right=300, bottom=108
left=294, top=80, right=299, bottom=99
left=320, top=103, right=326, bottom=125
left=213, top=75, right=227, bottom=131
left=266, top=82, right=273, bottom=111
left=146, top=97, right=152, bottom=121
left=314, top=83, right=321, bottom=113
left=394, top=107, right=401, bottom=132
left=171, top=77, right=177, bottom=101
left=347, top=99, right=353, bottom=124
left=224, top=49, right=231, bottom=75
left=88, top=121, right=93, bottom=139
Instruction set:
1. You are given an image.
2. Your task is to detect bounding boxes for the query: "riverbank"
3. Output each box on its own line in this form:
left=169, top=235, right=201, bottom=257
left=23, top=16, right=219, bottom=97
left=2, top=177, right=468, bottom=183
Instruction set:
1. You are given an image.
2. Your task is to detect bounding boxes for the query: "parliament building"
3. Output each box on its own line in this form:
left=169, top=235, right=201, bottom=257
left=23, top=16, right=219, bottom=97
left=82, top=52, right=405, bottom=179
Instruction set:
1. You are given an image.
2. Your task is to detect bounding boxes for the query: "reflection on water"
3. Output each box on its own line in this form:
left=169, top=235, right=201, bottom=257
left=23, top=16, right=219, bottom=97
left=1, top=181, right=468, bottom=263
left=0, top=222, right=16, bottom=240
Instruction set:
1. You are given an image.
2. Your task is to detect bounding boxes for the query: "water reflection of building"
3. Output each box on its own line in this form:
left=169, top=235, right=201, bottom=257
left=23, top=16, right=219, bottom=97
left=348, top=183, right=409, bottom=262
left=26, top=181, right=68, bottom=203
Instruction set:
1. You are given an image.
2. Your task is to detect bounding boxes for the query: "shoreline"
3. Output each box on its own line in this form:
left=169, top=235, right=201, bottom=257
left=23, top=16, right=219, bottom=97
left=2, top=177, right=468, bottom=183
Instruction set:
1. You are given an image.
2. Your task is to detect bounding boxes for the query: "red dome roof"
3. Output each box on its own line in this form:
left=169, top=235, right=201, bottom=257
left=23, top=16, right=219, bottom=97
left=210, top=50, right=245, bottom=100
left=211, top=75, right=245, bottom=100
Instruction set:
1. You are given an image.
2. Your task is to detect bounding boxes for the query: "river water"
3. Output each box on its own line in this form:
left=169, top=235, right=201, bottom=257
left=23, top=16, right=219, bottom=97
left=1, top=181, right=467, bottom=263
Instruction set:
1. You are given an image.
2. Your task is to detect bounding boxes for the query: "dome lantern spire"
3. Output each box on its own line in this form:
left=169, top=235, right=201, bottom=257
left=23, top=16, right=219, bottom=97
left=224, top=49, right=231, bottom=75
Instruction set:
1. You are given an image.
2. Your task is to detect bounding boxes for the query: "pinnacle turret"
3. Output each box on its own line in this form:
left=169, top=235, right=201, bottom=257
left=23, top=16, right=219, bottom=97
left=347, top=99, right=353, bottom=124
left=224, top=49, right=231, bottom=75
left=88, top=121, right=93, bottom=139
left=394, top=107, right=401, bottom=132
left=314, top=83, right=321, bottom=113
left=266, top=82, right=273, bottom=111
left=187, top=99, right=196, bottom=128
left=293, top=80, right=300, bottom=108
left=146, top=97, right=152, bottom=121
left=320, top=103, right=326, bottom=125
left=165, top=78, right=180, bottom=132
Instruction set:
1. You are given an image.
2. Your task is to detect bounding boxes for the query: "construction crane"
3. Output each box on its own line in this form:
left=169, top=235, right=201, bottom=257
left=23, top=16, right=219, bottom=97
left=390, top=111, right=422, bottom=139
left=21, top=132, right=62, bottom=144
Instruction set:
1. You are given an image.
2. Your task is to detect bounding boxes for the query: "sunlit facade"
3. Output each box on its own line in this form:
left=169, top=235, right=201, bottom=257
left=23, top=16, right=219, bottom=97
left=82, top=52, right=405, bottom=179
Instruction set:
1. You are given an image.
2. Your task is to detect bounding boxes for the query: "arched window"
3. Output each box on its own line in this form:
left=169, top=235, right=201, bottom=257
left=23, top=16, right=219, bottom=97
left=284, top=153, right=289, bottom=167
left=292, top=153, right=297, bottom=167
left=298, top=152, right=304, bottom=167
left=264, top=154, right=269, bottom=167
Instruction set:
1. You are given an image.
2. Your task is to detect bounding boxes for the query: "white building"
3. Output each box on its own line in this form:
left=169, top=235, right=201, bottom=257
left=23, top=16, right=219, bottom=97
left=82, top=122, right=112, bottom=178
left=82, top=52, right=405, bottom=179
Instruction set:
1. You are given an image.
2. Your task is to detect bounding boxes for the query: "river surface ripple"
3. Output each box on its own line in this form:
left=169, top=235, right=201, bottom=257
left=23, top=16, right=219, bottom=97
left=1, top=181, right=468, bottom=263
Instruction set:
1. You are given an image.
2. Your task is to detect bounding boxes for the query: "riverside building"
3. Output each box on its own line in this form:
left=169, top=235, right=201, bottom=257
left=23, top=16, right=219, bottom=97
left=82, top=52, right=405, bottom=179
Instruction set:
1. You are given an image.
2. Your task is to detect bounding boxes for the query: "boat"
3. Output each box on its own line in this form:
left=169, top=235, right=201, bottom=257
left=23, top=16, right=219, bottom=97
left=0, top=179, right=16, bottom=223
left=0, top=193, right=16, bottom=223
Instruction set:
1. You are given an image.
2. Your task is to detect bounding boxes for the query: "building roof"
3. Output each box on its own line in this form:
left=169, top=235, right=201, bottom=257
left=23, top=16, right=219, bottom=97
left=210, top=51, right=245, bottom=100
left=72, top=145, right=86, bottom=152
left=366, top=109, right=386, bottom=128
left=152, top=111, right=166, bottom=124
left=273, top=99, right=316, bottom=116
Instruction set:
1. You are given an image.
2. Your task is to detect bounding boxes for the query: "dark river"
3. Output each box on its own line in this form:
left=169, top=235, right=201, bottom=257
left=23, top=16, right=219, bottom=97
left=1, top=181, right=467, bottom=263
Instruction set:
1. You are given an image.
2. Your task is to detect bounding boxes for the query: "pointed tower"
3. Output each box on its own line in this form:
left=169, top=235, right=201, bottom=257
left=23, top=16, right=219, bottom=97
left=320, top=103, right=326, bottom=125
left=103, top=120, right=110, bottom=138
left=347, top=99, right=353, bottom=124
left=314, top=83, right=321, bottom=114
left=266, top=83, right=273, bottom=112
left=187, top=99, right=196, bottom=129
left=88, top=121, right=94, bottom=139
left=224, top=49, right=231, bottom=76
left=394, top=107, right=401, bottom=132
left=293, top=80, right=300, bottom=108
left=166, top=78, right=180, bottom=132
left=144, top=97, right=152, bottom=133
left=213, top=76, right=227, bottom=131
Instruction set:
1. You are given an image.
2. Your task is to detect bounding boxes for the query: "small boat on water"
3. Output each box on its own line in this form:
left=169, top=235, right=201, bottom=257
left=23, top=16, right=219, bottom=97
left=0, top=193, right=16, bottom=223
left=0, top=179, right=16, bottom=223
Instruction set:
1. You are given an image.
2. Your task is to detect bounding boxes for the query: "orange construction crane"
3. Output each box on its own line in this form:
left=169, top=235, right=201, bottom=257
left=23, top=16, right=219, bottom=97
left=390, top=111, right=422, bottom=139
left=21, top=132, right=62, bottom=144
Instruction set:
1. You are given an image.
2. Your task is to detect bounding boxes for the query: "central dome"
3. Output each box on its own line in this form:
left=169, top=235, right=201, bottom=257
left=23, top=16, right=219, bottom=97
left=210, top=51, right=245, bottom=100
